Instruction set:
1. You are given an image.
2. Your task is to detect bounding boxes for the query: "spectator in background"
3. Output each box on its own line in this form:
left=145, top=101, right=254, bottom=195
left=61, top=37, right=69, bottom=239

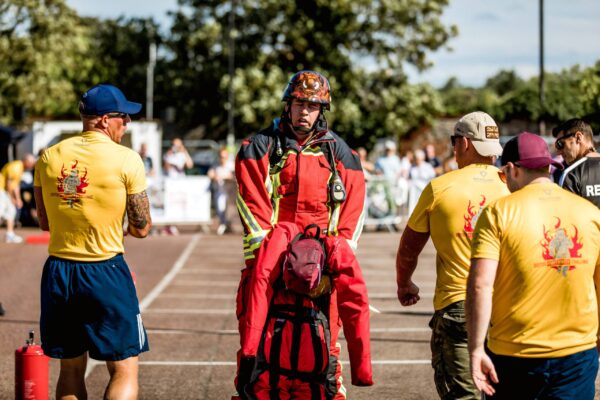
left=208, top=147, right=235, bottom=235
left=0, top=153, right=36, bottom=242
left=163, top=138, right=193, bottom=178
left=19, top=153, right=38, bottom=227
left=162, top=138, right=192, bottom=235
left=375, top=140, right=408, bottom=216
left=139, top=143, right=155, bottom=178
left=357, top=147, right=376, bottom=179
left=375, top=140, right=403, bottom=185
left=425, top=143, right=443, bottom=175
left=396, top=149, right=414, bottom=210
left=442, top=151, right=459, bottom=174
left=399, top=149, right=414, bottom=180
left=408, top=149, right=436, bottom=215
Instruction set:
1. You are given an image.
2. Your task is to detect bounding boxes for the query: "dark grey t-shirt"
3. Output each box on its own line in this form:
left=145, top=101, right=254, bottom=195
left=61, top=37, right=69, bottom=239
left=560, top=156, right=600, bottom=208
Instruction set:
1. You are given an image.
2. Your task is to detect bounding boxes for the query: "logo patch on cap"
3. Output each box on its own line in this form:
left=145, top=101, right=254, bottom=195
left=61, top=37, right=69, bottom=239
left=485, top=126, right=499, bottom=139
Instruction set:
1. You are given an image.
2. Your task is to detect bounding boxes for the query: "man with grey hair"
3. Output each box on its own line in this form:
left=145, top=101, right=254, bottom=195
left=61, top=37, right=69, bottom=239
left=395, top=111, right=510, bottom=399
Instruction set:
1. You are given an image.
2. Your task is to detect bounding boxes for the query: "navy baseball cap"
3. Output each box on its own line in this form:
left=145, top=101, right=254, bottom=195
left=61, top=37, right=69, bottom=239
left=80, top=84, right=142, bottom=116
left=501, top=132, right=563, bottom=169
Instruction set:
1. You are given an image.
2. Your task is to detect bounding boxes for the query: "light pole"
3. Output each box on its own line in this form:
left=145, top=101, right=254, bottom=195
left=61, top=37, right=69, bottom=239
left=226, top=0, right=236, bottom=149
left=539, top=0, right=545, bottom=135
left=146, top=41, right=157, bottom=120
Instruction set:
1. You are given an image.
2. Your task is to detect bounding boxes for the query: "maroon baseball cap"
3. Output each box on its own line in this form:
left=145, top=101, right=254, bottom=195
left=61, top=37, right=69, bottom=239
left=501, top=132, right=563, bottom=169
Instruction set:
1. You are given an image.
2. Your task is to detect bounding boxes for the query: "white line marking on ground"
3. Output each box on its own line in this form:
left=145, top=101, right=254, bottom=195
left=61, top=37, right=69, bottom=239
left=369, top=305, right=381, bottom=314
left=170, top=280, right=237, bottom=286
left=146, top=327, right=429, bottom=336
left=179, top=268, right=239, bottom=274
left=160, top=293, right=235, bottom=299
left=147, top=329, right=238, bottom=335
left=369, top=327, right=430, bottom=333
left=138, top=360, right=430, bottom=366
left=85, top=234, right=201, bottom=380
left=144, top=308, right=234, bottom=315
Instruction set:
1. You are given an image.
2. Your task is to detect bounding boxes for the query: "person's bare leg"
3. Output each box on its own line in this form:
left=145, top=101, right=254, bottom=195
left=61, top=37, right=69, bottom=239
left=6, top=218, right=14, bottom=234
left=104, top=356, right=139, bottom=400
left=57, top=353, right=88, bottom=400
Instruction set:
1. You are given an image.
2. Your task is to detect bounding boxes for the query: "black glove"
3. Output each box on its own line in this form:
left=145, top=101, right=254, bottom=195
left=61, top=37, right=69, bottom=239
left=237, top=356, right=257, bottom=400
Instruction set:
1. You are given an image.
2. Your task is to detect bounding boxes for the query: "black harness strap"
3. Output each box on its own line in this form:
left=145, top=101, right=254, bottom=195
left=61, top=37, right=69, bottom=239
left=310, top=382, right=322, bottom=400
left=310, top=310, right=324, bottom=375
left=268, top=317, right=286, bottom=400
left=289, top=296, right=304, bottom=371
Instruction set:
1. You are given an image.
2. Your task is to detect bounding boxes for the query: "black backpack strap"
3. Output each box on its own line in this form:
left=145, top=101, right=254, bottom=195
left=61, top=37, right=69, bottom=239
left=324, top=141, right=338, bottom=177
left=268, top=316, right=286, bottom=399
left=303, top=223, right=321, bottom=240
left=289, top=296, right=304, bottom=372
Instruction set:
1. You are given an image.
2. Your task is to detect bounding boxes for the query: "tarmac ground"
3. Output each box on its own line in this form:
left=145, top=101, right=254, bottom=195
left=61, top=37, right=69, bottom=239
left=1, top=226, right=599, bottom=399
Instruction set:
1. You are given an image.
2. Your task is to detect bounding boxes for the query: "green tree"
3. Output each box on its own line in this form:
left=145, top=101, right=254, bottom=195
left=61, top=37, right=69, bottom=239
left=0, top=0, right=91, bottom=125
left=492, top=67, right=585, bottom=124
left=580, top=61, right=600, bottom=117
left=438, top=77, right=499, bottom=118
left=79, top=17, right=162, bottom=113
left=164, top=0, right=457, bottom=144
left=485, top=70, right=523, bottom=97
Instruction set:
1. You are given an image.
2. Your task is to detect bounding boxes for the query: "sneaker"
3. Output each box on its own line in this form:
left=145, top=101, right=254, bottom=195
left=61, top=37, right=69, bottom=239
left=216, top=224, right=227, bottom=236
left=5, top=233, right=23, bottom=243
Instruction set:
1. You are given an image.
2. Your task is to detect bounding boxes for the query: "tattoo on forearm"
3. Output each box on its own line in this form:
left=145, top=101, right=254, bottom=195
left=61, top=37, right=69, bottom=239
left=127, top=191, right=150, bottom=229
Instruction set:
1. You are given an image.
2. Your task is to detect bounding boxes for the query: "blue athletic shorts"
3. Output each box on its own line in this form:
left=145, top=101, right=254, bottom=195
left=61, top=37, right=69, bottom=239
left=40, top=254, right=149, bottom=361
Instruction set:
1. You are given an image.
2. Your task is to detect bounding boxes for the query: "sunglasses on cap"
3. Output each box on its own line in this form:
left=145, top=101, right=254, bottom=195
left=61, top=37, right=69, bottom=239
left=554, top=132, right=576, bottom=150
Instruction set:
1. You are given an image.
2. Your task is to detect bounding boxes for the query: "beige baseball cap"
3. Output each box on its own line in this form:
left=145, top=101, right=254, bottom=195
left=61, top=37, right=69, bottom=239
left=454, top=111, right=502, bottom=156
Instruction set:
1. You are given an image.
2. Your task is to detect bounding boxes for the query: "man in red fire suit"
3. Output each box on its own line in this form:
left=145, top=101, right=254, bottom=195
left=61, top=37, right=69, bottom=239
left=234, top=70, right=370, bottom=399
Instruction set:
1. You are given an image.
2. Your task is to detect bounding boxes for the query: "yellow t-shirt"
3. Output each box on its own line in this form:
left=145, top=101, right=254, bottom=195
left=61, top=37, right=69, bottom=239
left=408, top=163, right=510, bottom=310
left=34, top=131, right=146, bottom=261
left=0, top=160, right=24, bottom=192
left=472, top=182, right=600, bottom=358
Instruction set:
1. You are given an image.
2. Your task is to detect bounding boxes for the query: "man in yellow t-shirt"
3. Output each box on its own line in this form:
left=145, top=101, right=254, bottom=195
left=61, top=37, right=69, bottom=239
left=467, top=132, right=600, bottom=399
left=33, top=84, right=152, bottom=399
left=0, top=154, right=36, bottom=243
left=395, top=111, right=509, bottom=399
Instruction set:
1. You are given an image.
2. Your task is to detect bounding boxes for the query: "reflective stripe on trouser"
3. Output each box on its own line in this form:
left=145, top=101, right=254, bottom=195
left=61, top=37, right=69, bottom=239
left=429, top=300, right=478, bottom=400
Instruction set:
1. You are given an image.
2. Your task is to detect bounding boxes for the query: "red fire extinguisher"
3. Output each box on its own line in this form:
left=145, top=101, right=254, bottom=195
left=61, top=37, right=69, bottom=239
left=15, top=330, right=49, bottom=400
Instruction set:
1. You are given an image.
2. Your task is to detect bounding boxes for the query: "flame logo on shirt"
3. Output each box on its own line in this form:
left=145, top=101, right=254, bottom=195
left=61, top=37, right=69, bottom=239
left=56, top=160, right=91, bottom=207
left=539, top=217, right=584, bottom=276
left=464, top=195, right=486, bottom=239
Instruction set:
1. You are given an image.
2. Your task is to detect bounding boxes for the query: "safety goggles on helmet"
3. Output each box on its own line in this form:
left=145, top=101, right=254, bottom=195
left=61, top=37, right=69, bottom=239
left=282, top=70, right=331, bottom=110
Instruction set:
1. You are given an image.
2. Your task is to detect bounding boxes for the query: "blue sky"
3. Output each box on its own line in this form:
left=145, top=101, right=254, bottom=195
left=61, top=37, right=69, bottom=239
left=67, top=0, right=600, bottom=88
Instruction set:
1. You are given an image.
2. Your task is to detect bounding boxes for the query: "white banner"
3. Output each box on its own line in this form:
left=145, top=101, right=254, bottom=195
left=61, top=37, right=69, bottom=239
left=149, top=176, right=211, bottom=224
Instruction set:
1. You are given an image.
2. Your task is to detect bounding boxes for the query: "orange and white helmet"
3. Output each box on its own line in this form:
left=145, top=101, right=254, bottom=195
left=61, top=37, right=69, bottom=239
left=282, top=70, right=331, bottom=110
